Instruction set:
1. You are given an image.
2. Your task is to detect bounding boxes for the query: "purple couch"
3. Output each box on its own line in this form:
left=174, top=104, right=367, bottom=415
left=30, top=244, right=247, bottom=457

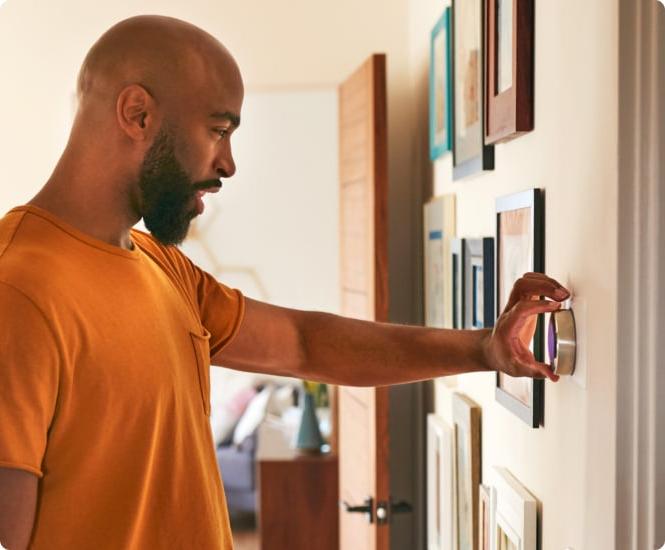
left=216, top=430, right=257, bottom=515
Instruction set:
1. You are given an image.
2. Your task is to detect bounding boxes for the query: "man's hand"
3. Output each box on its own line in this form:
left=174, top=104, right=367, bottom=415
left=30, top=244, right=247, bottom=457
left=483, top=273, right=570, bottom=382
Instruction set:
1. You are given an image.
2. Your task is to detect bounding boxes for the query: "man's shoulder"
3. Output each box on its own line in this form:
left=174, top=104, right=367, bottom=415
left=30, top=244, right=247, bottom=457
left=0, top=207, right=77, bottom=299
left=131, top=229, right=199, bottom=284
left=0, top=208, right=28, bottom=261
left=0, top=206, right=64, bottom=260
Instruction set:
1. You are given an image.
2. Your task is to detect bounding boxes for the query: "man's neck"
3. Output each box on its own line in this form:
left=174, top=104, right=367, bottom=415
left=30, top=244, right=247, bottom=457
left=28, top=162, right=140, bottom=251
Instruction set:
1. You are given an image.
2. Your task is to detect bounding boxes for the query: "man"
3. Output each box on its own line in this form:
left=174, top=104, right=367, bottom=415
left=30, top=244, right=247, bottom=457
left=0, top=15, right=568, bottom=550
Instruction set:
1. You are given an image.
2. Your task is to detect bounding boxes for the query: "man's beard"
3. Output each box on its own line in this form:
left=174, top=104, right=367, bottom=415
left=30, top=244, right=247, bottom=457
left=137, top=129, right=218, bottom=246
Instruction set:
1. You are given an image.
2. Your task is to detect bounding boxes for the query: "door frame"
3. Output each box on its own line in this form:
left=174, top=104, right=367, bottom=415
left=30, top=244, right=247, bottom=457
left=616, top=1, right=665, bottom=547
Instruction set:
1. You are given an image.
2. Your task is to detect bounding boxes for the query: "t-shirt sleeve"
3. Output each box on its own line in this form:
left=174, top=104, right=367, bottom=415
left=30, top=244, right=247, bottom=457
left=0, top=282, right=60, bottom=478
left=132, top=231, right=246, bottom=357
left=192, top=266, right=246, bottom=358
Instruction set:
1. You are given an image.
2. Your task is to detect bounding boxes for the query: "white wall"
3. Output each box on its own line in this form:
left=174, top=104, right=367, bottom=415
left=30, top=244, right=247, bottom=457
left=180, top=89, right=340, bottom=312
left=0, top=0, right=411, bottom=312
left=0, top=0, right=621, bottom=547
left=0, top=0, right=409, bottom=209
left=409, top=2, right=618, bottom=550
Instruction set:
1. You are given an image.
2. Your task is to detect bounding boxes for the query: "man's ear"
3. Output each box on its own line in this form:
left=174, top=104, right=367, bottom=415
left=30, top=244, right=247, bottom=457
left=116, top=84, right=158, bottom=140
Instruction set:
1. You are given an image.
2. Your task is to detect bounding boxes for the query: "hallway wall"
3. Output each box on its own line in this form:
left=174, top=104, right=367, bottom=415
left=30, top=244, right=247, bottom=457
left=0, top=0, right=413, bottom=317
left=0, top=1, right=620, bottom=548
left=407, top=2, right=619, bottom=549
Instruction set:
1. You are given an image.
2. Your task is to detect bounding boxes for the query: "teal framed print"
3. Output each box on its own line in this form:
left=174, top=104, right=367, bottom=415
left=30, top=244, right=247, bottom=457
left=429, top=7, right=453, bottom=160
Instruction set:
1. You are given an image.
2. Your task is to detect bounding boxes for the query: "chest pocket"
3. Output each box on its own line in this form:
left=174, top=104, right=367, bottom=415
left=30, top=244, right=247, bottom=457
left=190, top=328, right=212, bottom=416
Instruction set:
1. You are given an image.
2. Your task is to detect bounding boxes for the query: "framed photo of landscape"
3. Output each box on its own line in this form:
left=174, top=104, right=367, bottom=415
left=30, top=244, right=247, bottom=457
left=430, top=7, right=454, bottom=160
left=453, top=393, right=481, bottom=550
left=495, top=189, right=544, bottom=428
left=463, top=238, right=495, bottom=330
left=485, top=0, right=535, bottom=144
left=453, top=0, right=495, bottom=179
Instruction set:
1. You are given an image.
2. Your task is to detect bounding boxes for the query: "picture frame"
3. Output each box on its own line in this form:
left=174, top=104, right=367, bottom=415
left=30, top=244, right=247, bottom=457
left=492, top=467, right=537, bottom=550
left=463, top=238, right=495, bottom=329
left=452, top=0, right=495, bottom=179
left=479, top=484, right=496, bottom=550
left=495, top=189, right=545, bottom=428
left=451, top=238, right=465, bottom=329
left=452, top=393, right=481, bottom=550
left=424, top=195, right=457, bottom=329
left=427, top=414, right=457, bottom=550
left=430, top=8, right=454, bottom=160
left=485, top=0, right=535, bottom=144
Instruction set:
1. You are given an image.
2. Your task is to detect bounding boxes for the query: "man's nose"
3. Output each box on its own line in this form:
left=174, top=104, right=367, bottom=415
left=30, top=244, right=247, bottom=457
left=216, top=150, right=236, bottom=179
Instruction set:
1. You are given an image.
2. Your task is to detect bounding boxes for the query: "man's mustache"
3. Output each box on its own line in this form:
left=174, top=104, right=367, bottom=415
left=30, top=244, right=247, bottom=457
left=192, top=179, right=222, bottom=191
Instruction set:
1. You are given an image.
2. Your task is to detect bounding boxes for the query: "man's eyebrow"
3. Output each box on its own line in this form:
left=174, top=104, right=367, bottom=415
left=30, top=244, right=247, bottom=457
left=209, top=111, right=241, bottom=127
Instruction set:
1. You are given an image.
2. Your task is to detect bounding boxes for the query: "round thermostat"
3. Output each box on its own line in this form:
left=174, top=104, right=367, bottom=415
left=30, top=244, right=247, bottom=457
left=547, top=309, right=577, bottom=376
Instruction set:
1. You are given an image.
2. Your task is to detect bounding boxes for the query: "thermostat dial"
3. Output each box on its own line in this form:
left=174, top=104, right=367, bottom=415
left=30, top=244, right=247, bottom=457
left=547, top=309, right=577, bottom=376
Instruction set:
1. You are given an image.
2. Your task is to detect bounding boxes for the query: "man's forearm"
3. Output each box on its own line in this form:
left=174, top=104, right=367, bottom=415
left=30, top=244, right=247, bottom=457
left=219, top=275, right=565, bottom=383
left=296, top=311, right=492, bottom=387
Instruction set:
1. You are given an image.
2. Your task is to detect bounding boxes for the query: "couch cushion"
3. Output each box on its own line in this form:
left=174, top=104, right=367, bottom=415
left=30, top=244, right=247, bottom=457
left=217, top=442, right=255, bottom=491
left=232, top=386, right=273, bottom=446
left=210, top=384, right=257, bottom=446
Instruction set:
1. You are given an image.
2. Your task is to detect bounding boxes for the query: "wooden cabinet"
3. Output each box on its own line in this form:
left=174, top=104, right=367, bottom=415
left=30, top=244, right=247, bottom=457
left=258, top=454, right=339, bottom=550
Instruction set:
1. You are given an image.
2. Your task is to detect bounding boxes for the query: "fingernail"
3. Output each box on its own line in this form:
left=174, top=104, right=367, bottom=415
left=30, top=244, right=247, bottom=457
left=556, top=288, right=569, bottom=299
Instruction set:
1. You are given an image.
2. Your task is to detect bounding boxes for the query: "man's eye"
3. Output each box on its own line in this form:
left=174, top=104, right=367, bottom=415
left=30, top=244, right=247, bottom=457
left=214, top=128, right=230, bottom=139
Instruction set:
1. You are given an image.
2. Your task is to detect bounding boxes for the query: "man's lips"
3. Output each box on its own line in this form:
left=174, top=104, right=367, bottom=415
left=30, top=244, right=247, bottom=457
left=194, top=186, right=220, bottom=200
left=192, top=183, right=221, bottom=214
left=200, top=185, right=221, bottom=194
left=194, top=179, right=223, bottom=194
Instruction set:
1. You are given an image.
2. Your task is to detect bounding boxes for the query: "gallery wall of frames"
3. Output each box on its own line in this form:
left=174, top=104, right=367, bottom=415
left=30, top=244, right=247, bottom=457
left=424, top=1, right=560, bottom=549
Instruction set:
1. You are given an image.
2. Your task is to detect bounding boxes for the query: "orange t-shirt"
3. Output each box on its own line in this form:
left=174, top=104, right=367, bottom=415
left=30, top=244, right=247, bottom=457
left=0, top=205, right=245, bottom=549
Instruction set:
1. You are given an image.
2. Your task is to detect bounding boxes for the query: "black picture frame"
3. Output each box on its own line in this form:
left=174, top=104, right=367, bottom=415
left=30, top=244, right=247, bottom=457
left=452, top=0, right=495, bottom=180
left=451, top=238, right=465, bottom=329
left=463, top=238, right=495, bottom=329
left=494, top=189, right=544, bottom=428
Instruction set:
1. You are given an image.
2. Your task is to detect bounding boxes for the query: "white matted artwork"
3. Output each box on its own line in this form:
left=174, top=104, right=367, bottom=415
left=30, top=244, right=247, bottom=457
left=424, top=195, right=457, bottom=329
left=427, top=414, right=457, bottom=550
left=497, top=0, right=514, bottom=94
left=479, top=484, right=497, bottom=550
left=497, top=206, right=533, bottom=406
left=495, top=189, right=545, bottom=428
left=452, top=393, right=481, bottom=550
left=492, top=467, right=537, bottom=550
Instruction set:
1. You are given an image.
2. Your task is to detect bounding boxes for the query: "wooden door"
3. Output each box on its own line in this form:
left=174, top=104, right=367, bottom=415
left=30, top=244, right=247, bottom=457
left=337, top=54, right=389, bottom=550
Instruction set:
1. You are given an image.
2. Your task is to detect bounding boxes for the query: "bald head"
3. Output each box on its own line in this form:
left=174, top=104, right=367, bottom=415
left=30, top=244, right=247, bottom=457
left=77, top=15, right=242, bottom=113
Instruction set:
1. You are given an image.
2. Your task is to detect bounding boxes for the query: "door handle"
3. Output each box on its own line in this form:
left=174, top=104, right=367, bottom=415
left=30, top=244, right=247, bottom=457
left=375, top=499, right=414, bottom=525
left=341, top=497, right=374, bottom=524
left=391, top=500, right=413, bottom=514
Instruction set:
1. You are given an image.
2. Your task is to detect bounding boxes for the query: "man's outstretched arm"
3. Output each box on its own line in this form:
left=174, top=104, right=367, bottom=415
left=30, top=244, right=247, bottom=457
left=214, top=273, right=569, bottom=386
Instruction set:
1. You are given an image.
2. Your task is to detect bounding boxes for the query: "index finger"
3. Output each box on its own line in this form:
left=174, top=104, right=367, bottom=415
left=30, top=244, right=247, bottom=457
left=504, top=275, right=570, bottom=312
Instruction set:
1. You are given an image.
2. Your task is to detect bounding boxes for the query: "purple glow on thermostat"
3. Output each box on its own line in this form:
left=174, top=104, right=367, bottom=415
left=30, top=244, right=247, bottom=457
left=548, top=316, right=557, bottom=364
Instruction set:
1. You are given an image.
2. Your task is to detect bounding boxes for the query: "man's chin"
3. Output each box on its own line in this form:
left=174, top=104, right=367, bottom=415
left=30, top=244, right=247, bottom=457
left=144, top=214, right=196, bottom=246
